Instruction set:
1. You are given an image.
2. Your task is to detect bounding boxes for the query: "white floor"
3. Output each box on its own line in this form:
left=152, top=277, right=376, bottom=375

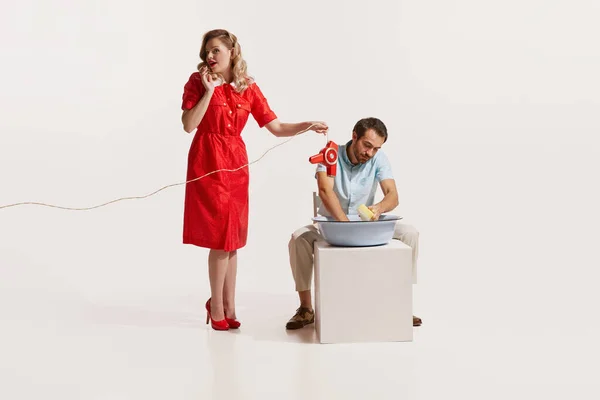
left=1, top=279, right=599, bottom=400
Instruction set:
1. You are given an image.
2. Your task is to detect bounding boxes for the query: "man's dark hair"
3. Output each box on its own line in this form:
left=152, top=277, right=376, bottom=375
left=353, top=117, right=388, bottom=142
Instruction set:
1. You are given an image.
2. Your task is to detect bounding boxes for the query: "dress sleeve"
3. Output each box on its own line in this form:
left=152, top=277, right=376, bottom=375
left=181, top=72, right=205, bottom=110
left=250, top=83, right=277, bottom=128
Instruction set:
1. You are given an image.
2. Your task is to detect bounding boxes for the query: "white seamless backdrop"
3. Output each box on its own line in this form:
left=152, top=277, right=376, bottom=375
left=1, top=2, right=600, bottom=396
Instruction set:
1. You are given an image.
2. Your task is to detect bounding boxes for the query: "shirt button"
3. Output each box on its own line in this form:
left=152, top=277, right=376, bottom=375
left=237, top=104, right=241, bottom=108
left=223, top=102, right=227, bottom=106
left=229, top=111, right=232, bottom=114
left=227, top=124, right=231, bottom=127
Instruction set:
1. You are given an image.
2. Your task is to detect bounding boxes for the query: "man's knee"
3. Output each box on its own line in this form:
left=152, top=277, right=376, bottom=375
left=290, top=226, right=319, bottom=247
left=402, top=230, right=419, bottom=243
left=394, top=223, right=419, bottom=246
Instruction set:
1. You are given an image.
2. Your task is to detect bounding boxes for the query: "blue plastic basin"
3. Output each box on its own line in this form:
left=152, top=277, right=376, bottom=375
left=311, top=214, right=402, bottom=247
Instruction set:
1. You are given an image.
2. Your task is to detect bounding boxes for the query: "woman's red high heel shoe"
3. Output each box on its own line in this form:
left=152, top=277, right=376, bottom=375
left=224, top=314, right=241, bottom=329
left=223, top=305, right=241, bottom=329
left=205, top=299, right=229, bottom=331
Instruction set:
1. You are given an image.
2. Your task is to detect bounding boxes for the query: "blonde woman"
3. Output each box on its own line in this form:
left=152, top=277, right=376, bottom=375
left=180, top=29, right=328, bottom=330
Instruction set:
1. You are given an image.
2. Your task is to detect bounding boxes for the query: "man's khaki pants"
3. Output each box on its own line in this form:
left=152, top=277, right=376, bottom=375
left=288, top=222, right=419, bottom=292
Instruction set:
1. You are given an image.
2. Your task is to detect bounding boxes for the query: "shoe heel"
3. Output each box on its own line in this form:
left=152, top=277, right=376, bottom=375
left=205, top=298, right=229, bottom=331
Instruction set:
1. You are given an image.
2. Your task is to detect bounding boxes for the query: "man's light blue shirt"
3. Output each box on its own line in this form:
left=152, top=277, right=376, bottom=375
left=316, top=140, right=394, bottom=216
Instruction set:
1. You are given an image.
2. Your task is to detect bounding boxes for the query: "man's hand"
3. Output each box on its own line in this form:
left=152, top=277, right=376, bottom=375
left=368, top=204, right=383, bottom=221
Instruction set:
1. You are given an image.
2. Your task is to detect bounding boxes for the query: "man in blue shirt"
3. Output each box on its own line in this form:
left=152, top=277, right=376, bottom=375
left=286, top=117, right=422, bottom=329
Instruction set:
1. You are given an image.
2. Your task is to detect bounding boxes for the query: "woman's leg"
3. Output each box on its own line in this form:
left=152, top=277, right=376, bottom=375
left=208, top=249, right=229, bottom=321
left=223, top=250, right=237, bottom=319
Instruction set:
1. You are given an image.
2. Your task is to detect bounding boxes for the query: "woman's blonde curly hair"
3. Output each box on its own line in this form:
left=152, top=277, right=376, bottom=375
left=197, top=29, right=252, bottom=93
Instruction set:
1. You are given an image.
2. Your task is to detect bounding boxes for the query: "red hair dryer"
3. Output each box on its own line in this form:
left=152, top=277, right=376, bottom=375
left=309, top=141, right=339, bottom=176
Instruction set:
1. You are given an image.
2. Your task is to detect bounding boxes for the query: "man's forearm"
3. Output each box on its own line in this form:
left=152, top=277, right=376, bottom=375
left=374, top=192, right=399, bottom=213
left=319, top=188, right=349, bottom=221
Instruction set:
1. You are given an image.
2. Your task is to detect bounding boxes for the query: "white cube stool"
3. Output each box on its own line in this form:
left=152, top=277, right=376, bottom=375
left=314, top=239, right=413, bottom=344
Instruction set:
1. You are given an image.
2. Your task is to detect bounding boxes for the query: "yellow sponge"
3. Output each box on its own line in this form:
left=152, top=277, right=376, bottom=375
left=357, top=204, right=374, bottom=221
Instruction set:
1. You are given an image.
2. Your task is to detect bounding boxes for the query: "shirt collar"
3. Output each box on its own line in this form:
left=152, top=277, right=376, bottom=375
left=340, top=140, right=359, bottom=167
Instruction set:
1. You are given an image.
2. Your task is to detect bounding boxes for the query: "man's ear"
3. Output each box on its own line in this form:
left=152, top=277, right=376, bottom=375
left=352, top=131, right=357, bottom=141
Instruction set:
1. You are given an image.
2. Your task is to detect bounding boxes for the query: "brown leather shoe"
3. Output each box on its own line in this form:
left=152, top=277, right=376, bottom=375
left=413, top=315, right=422, bottom=326
left=286, top=307, right=315, bottom=330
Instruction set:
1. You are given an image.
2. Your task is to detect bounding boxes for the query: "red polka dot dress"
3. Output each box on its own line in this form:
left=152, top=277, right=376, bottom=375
left=181, top=72, right=277, bottom=251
